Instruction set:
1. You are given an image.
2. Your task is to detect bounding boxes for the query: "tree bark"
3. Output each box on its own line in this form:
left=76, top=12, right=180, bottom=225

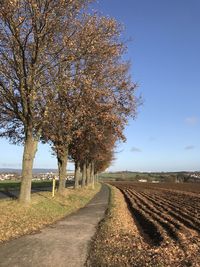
left=95, top=173, right=99, bottom=183
left=91, top=161, right=95, bottom=189
left=74, top=161, right=81, bottom=189
left=19, top=132, right=38, bottom=205
left=86, top=162, right=91, bottom=186
left=82, top=162, right=86, bottom=187
left=57, top=149, right=68, bottom=195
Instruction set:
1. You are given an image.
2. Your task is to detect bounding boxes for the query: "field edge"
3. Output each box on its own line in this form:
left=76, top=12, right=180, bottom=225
left=86, top=184, right=144, bottom=267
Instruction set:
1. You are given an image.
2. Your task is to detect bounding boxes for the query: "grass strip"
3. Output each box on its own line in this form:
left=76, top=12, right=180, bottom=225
left=0, top=180, right=53, bottom=190
left=0, top=183, right=101, bottom=243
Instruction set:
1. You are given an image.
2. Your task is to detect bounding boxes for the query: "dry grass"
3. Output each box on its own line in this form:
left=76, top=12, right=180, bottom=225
left=0, top=183, right=101, bottom=243
left=87, top=184, right=144, bottom=267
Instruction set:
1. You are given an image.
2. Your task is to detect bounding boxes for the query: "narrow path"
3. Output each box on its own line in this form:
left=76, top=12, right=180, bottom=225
left=0, top=184, right=109, bottom=267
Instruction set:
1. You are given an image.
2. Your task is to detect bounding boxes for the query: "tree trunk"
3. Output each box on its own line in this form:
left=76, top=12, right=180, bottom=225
left=95, top=173, right=99, bottom=183
left=82, top=162, right=86, bottom=187
left=74, top=161, right=81, bottom=189
left=57, top=149, right=68, bottom=195
left=19, top=132, right=38, bottom=205
left=91, top=161, right=95, bottom=189
left=86, top=162, right=91, bottom=186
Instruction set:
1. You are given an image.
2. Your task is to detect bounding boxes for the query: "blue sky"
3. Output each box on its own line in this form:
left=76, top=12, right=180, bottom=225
left=0, top=0, right=199, bottom=172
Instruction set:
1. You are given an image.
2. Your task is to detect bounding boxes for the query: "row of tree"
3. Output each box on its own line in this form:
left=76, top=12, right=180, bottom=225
left=0, top=0, right=138, bottom=204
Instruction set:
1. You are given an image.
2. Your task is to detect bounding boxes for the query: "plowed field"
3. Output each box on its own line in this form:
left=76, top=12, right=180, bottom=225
left=110, top=182, right=200, bottom=265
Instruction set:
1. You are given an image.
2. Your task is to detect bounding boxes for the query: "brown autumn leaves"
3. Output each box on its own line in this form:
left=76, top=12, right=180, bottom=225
left=0, top=0, right=138, bottom=204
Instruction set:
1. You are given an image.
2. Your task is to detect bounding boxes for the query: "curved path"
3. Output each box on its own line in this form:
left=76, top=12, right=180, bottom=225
left=0, top=184, right=109, bottom=267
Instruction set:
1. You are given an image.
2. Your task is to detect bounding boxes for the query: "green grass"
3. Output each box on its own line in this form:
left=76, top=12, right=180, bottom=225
left=0, top=180, right=52, bottom=190
left=99, top=171, right=179, bottom=182
left=99, top=172, right=150, bottom=181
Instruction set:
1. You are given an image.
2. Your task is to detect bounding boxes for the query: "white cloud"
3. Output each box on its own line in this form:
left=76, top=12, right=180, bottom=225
left=185, top=116, right=199, bottom=126
left=148, top=137, right=156, bottom=142
left=184, top=145, right=195, bottom=150
left=130, top=147, right=142, bottom=152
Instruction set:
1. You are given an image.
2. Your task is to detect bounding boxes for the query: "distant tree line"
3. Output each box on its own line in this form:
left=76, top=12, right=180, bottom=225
left=99, top=171, right=200, bottom=183
left=0, top=0, right=138, bottom=204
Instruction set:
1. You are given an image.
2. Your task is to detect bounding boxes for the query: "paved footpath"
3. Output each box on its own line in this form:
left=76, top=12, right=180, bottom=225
left=0, top=184, right=109, bottom=267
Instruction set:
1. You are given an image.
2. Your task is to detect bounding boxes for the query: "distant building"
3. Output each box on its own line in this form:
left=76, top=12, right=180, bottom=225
left=0, top=173, right=15, bottom=180
left=138, top=179, right=147, bottom=183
